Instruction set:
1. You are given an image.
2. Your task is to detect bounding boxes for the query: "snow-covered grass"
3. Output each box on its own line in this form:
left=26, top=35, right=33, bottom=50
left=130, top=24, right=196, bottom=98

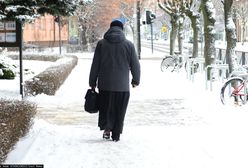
left=0, top=60, right=53, bottom=100
left=1, top=47, right=248, bottom=168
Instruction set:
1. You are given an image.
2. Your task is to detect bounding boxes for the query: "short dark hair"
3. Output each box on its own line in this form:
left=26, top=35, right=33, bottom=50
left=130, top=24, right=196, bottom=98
left=110, top=20, right=123, bottom=30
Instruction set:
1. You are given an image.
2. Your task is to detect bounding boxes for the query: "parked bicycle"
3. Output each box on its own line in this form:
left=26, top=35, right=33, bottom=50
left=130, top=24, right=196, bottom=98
left=220, top=66, right=248, bottom=105
left=160, top=51, right=184, bottom=72
left=160, top=52, right=199, bottom=73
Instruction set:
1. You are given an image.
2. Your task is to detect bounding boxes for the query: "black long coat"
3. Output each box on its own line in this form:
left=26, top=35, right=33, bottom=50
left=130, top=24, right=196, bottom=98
left=89, top=26, right=140, bottom=92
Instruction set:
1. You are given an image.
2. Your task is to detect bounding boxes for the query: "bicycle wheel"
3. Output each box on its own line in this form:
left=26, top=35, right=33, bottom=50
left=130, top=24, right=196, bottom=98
left=220, top=77, right=246, bottom=105
left=160, top=56, right=175, bottom=72
left=184, top=61, right=199, bottom=73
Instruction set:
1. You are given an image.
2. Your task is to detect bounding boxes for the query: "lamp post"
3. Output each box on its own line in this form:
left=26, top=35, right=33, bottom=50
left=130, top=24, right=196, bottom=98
left=58, top=16, right=62, bottom=55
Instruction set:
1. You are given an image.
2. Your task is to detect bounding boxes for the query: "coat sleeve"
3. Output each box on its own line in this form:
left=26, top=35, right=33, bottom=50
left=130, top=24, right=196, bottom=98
left=129, top=43, right=141, bottom=86
left=89, top=41, right=101, bottom=87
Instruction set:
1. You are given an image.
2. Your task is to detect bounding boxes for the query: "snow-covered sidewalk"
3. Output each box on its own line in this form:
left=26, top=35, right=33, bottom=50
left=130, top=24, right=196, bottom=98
left=4, top=50, right=248, bottom=168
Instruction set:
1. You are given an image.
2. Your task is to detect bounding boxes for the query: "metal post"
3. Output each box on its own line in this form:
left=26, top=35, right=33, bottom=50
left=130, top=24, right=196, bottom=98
left=244, top=78, right=247, bottom=104
left=137, top=0, right=141, bottom=59
left=58, top=16, right=62, bottom=55
left=133, top=1, right=138, bottom=56
left=19, top=21, right=24, bottom=98
left=54, top=16, right=56, bottom=45
left=151, top=23, right=154, bottom=54
left=241, top=52, right=246, bottom=65
left=205, top=66, right=208, bottom=90
left=218, top=49, right=222, bottom=61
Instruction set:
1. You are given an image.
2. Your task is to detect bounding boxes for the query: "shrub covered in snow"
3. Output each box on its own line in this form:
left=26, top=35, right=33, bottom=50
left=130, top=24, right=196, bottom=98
left=0, top=99, right=37, bottom=163
left=0, top=56, right=16, bottom=79
left=24, top=56, right=78, bottom=96
left=7, top=53, right=62, bottom=62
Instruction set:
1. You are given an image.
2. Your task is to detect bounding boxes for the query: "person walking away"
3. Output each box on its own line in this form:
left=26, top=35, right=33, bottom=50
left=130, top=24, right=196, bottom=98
left=89, top=19, right=140, bottom=142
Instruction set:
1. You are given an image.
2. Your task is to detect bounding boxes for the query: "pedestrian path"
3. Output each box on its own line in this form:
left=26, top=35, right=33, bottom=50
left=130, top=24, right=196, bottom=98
left=36, top=98, right=201, bottom=126
left=6, top=54, right=248, bottom=168
left=33, top=56, right=202, bottom=126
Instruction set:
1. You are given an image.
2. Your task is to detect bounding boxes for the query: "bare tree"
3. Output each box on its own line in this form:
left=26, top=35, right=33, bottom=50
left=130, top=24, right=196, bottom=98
left=181, top=0, right=201, bottom=58
left=76, top=1, right=97, bottom=51
left=234, top=2, right=248, bottom=44
left=158, top=0, right=183, bottom=55
left=177, top=14, right=185, bottom=55
left=223, top=0, right=239, bottom=73
left=76, top=0, right=136, bottom=51
left=200, top=0, right=216, bottom=79
left=119, top=1, right=134, bottom=30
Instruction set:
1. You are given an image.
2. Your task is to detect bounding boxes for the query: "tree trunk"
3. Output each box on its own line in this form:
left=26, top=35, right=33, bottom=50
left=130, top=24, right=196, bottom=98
left=191, top=16, right=199, bottom=58
left=242, top=21, right=245, bottom=45
left=170, top=16, right=179, bottom=55
left=157, top=1, right=180, bottom=56
left=201, top=0, right=216, bottom=79
left=178, top=17, right=184, bottom=55
left=201, top=0, right=216, bottom=66
left=224, top=0, right=238, bottom=74
left=184, top=5, right=200, bottom=59
left=170, top=21, right=178, bottom=55
left=81, top=26, right=88, bottom=51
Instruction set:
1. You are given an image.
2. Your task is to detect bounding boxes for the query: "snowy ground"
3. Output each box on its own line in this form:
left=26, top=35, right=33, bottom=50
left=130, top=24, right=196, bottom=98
left=1, top=47, right=248, bottom=168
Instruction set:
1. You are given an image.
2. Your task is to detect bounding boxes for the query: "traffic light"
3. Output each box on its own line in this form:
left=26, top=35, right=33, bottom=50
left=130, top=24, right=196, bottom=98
left=146, top=10, right=156, bottom=24
left=146, top=10, right=152, bottom=24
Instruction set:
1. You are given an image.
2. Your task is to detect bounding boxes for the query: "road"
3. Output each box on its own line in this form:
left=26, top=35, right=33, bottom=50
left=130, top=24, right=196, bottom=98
left=141, top=39, right=193, bottom=56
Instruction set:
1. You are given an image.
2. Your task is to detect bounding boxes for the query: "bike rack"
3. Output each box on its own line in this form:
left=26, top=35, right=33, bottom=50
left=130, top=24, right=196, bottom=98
left=186, top=57, right=205, bottom=82
left=205, top=64, right=229, bottom=91
left=239, top=74, right=248, bottom=104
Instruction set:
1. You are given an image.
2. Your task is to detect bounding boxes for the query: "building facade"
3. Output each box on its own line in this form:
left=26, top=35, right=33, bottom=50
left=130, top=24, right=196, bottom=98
left=234, top=0, right=248, bottom=43
left=22, top=14, right=69, bottom=47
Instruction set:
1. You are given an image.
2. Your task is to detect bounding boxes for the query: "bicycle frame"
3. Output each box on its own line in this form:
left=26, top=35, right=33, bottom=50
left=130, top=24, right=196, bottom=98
left=221, top=72, right=248, bottom=105
left=227, top=79, right=248, bottom=104
left=232, top=80, right=247, bottom=97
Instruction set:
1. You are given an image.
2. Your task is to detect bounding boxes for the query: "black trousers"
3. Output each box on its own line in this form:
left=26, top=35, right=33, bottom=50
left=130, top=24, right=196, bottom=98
left=98, top=90, right=130, bottom=134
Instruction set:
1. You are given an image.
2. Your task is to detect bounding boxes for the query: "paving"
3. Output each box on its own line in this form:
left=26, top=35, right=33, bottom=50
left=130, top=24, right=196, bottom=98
left=34, top=54, right=203, bottom=127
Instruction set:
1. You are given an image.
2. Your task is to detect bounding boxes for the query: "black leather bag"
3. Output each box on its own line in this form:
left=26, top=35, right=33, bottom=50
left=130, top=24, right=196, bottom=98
left=84, top=89, right=99, bottom=113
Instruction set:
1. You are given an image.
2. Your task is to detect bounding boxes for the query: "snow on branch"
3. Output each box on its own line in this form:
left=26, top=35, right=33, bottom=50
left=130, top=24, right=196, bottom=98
left=226, top=17, right=235, bottom=30
left=206, top=0, right=216, bottom=20
left=158, top=0, right=172, bottom=15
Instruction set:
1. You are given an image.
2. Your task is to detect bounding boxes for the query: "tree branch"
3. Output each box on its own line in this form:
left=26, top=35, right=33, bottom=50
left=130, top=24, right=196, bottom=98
left=157, top=0, right=172, bottom=15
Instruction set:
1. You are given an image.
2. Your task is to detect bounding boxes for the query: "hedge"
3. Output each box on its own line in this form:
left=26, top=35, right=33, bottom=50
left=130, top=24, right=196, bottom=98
left=0, top=54, right=78, bottom=163
left=7, top=53, right=62, bottom=62
left=24, top=55, right=78, bottom=96
left=0, top=99, right=37, bottom=163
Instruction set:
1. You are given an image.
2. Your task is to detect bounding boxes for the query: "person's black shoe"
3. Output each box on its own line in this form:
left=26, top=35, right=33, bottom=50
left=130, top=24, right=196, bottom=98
left=103, top=130, right=110, bottom=140
left=111, top=132, right=120, bottom=142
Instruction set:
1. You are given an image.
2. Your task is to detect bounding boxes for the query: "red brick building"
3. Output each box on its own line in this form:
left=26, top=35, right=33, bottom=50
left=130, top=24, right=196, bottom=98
left=22, top=14, right=69, bottom=47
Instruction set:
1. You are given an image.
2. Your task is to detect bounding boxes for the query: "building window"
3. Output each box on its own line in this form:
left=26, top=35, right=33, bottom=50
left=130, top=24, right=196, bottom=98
left=5, top=21, right=16, bottom=30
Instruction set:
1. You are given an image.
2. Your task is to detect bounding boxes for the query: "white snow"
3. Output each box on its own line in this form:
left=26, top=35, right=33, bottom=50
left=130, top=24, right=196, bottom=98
left=206, top=0, right=216, bottom=19
left=1, top=46, right=248, bottom=168
left=226, top=17, right=236, bottom=30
